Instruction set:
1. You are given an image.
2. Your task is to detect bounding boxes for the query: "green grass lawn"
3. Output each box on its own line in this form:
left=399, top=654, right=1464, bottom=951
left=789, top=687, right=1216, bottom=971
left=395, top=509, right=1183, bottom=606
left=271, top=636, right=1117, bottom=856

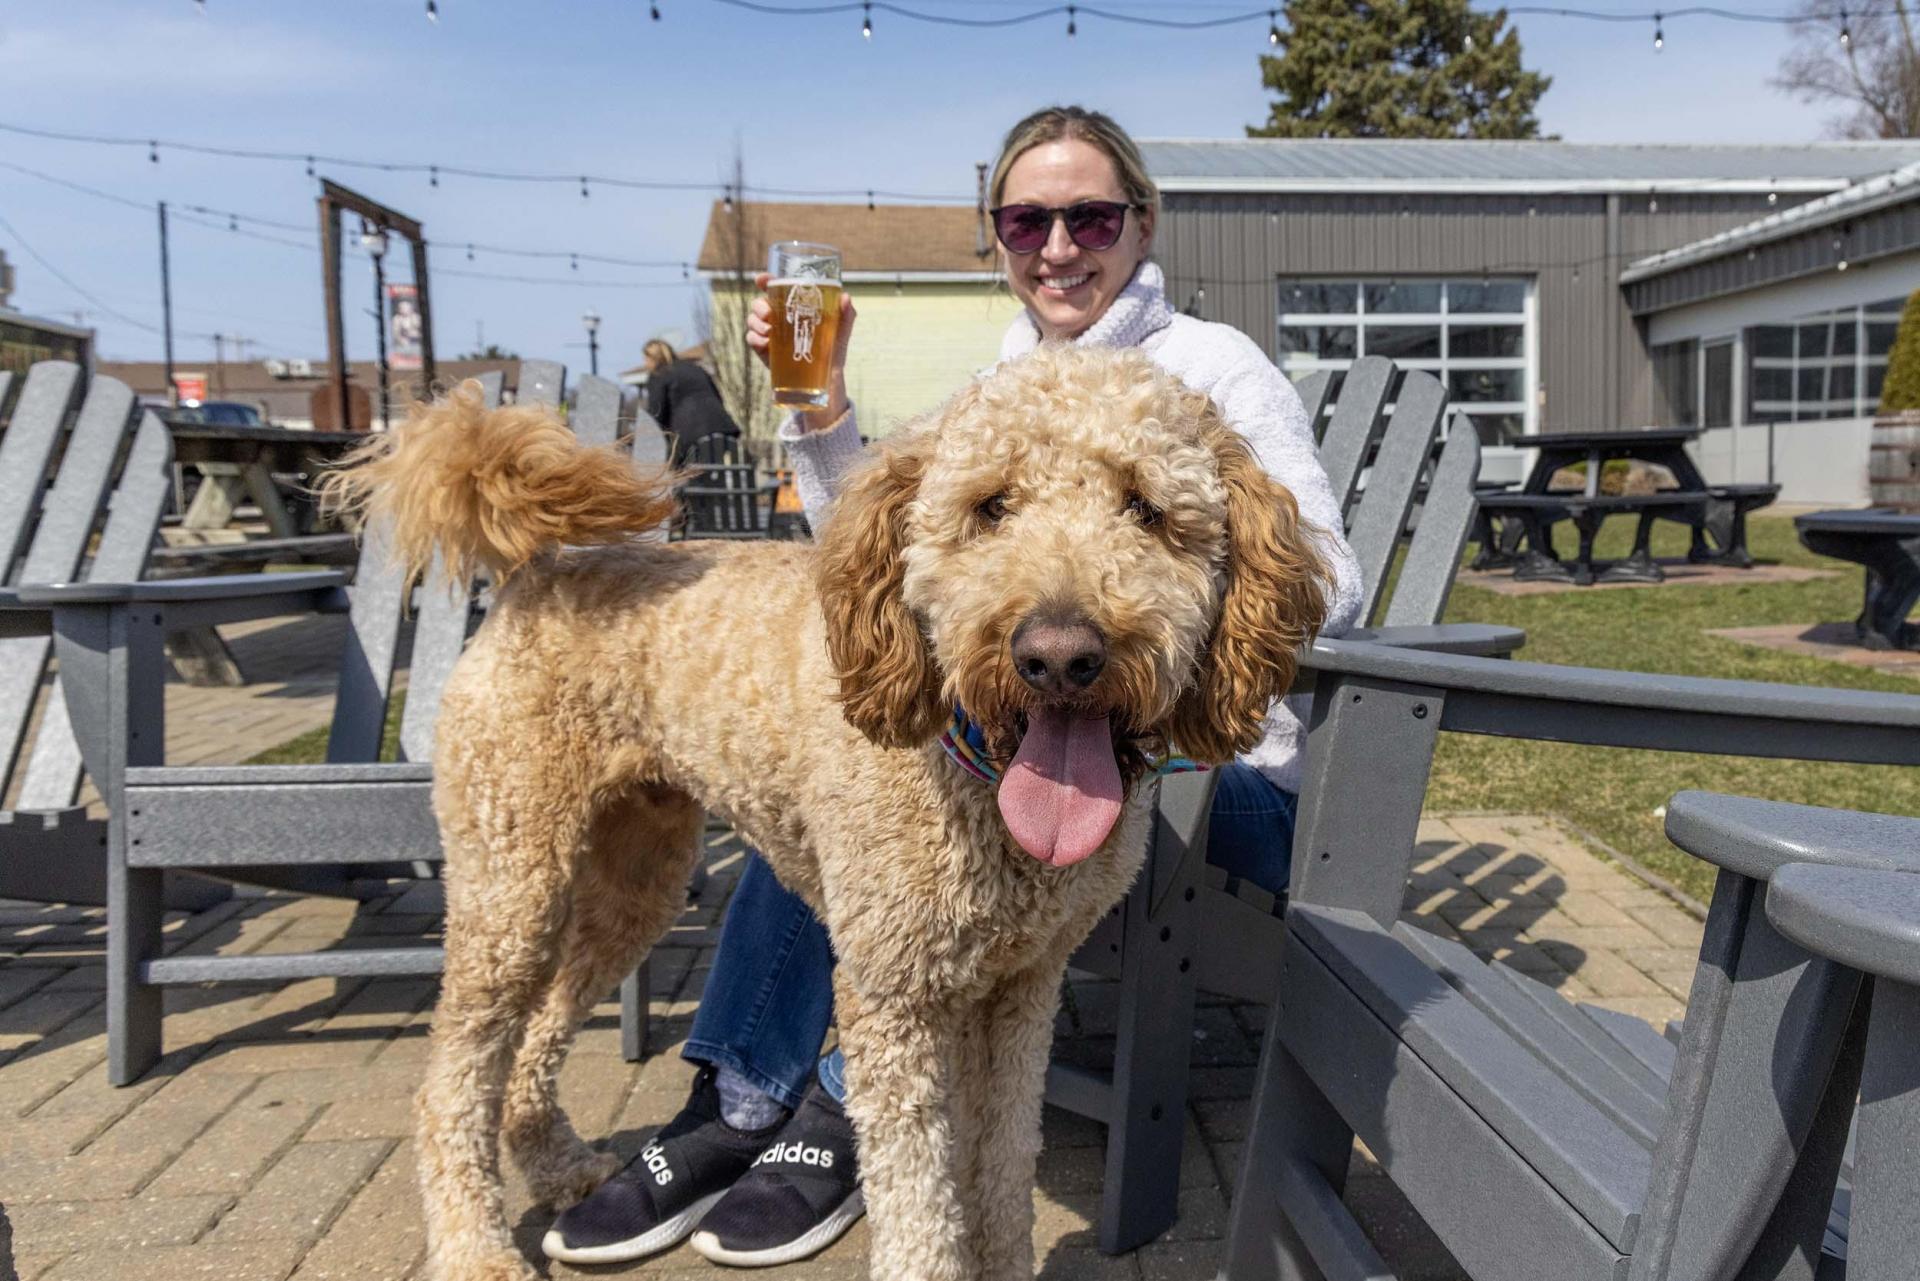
left=243, top=514, right=1915, bottom=906
left=1430, top=513, right=1920, bottom=903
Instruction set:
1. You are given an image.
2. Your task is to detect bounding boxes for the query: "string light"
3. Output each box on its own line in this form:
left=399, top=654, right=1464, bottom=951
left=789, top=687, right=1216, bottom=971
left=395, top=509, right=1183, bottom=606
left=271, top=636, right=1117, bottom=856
left=304, top=155, right=315, bottom=178
left=148, top=140, right=158, bottom=164
left=861, top=2, right=872, bottom=38
left=1465, top=31, right=1475, bottom=48
left=867, top=190, right=875, bottom=211
left=466, top=243, right=475, bottom=261
left=580, top=175, right=590, bottom=199
left=1653, top=11, right=1664, bottom=48
left=425, top=0, right=438, bottom=21
left=1268, top=9, right=1280, bottom=43
left=723, top=186, right=734, bottom=214
left=570, top=253, right=579, bottom=271
left=228, top=214, right=238, bottom=231
left=1839, top=6, right=1851, bottom=43
left=1648, top=190, right=1659, bottom=213
left=430, top=164, right=439, bottom=188
left=650, top=1, right=661, bottom=16
left=1067, top=4, right=1077, bottom=35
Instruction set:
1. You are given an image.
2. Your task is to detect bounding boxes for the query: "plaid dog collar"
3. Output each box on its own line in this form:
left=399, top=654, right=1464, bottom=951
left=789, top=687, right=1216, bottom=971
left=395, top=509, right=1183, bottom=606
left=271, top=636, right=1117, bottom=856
left=937, top=706, right=1208, bottom=786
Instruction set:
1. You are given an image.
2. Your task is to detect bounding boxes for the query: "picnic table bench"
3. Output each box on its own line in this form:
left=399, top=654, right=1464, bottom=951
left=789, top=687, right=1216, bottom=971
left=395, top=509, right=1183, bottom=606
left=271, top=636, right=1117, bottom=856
left=1476, top=428, right=1778, bottom=584
left=1794, top=508, right=1920, bottom=650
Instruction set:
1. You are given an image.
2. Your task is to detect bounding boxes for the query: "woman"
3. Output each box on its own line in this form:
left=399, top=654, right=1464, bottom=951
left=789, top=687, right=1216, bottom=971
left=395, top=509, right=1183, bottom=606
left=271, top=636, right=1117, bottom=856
left=642, top=338, right=742, bottom=457
left=545, top=106, right=1362, bottom=1271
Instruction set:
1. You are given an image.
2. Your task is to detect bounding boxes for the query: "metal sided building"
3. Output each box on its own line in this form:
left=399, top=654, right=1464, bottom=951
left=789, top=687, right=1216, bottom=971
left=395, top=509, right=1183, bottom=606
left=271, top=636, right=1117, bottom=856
left=1140, top=140, right=1920, bottom=499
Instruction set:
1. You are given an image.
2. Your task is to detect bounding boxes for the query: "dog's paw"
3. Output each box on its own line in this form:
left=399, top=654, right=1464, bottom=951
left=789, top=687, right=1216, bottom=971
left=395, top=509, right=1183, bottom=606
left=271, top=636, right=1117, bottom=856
left=526, top=1147, right=620, bottom=1211
left=422, top=1248, right=542, bottom=1281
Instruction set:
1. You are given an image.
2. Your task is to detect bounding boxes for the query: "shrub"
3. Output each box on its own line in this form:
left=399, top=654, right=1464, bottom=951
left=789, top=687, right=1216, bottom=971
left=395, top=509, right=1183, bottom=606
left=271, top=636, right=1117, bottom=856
left=1881, top=288, right=1920, bottom=414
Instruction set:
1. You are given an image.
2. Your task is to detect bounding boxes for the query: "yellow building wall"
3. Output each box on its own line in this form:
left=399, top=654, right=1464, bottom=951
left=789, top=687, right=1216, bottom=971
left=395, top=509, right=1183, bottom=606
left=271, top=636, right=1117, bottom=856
left=707, top=279, right=1023, bottom=439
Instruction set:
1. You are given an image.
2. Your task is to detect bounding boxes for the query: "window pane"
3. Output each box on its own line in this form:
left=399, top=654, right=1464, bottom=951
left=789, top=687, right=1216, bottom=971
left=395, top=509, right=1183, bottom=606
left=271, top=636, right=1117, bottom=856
left=1279, top=326, right=1357, bottom=358
left=1751, top=367, right=1794, bottom=402
left=1364, top=282, right=1441, bottom=314
left=1797, top=367, right=1826, bottom=403
left=1750, top=326, right=1793, bottom=358
left=1704, top=343, right=1734, bottom=428
left=1449, top=367, right=1525, bottom=403
left=1466, top=412, right=1525, bottom=446
left=1832, top=320, right=1858, bottom=356
left=1866, top=297, right=1906, bottom=318
left=1868, top=365, right=1886, bottom=403
left=1867, top=322, right=1900, bottom=357
left=1451, top=324, right=1524, bottom=358
left=1797, top=323, right=1830, bottom=358
left=1449, top=281, right=1525, bottom=313
left=1280, top=282, right=1358, bottom=313
left=1364, top=324, right=1441, bottom=359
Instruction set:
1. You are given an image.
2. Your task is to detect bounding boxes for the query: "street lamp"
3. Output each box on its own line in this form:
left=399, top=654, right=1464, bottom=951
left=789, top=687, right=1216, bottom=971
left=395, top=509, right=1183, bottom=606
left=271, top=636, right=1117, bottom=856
left=361, top=220, right=391, bottom=430
left=582, top=309, right=601, bottom=377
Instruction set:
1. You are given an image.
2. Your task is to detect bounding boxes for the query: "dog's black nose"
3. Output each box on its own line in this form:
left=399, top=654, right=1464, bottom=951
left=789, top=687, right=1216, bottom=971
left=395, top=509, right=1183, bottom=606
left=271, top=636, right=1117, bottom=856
left=1011, top=618, right=1107, bottom=696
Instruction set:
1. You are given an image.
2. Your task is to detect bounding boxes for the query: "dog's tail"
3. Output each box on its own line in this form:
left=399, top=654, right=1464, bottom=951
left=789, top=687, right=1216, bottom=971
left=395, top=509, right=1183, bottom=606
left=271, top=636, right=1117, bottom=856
left=319, top=379, right=678, bottom=589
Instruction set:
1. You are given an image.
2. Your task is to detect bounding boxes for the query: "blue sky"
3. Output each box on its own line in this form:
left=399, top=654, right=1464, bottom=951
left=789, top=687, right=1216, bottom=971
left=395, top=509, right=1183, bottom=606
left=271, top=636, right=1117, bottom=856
left=0, top=0, right=1825, bottom=370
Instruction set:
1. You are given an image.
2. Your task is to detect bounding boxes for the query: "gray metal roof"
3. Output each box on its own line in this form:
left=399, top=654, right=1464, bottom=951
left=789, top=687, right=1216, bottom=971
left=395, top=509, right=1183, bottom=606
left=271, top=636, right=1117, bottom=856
left=1139, top=139, right=1920, bottom=194
left=1622, top=160, right=1920, bottom=282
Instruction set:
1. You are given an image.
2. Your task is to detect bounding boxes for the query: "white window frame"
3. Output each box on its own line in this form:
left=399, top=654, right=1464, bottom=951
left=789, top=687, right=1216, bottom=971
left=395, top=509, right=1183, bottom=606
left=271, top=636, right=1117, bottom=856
left=1275, top=276, right=1538, bottom=442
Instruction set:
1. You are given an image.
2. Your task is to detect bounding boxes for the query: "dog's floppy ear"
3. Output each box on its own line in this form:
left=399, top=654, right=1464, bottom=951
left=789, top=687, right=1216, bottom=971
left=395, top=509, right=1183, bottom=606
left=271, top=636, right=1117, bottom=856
left=1165, top=422, right=1331, bottom=764
left=814, top=429, right=945, bottom=749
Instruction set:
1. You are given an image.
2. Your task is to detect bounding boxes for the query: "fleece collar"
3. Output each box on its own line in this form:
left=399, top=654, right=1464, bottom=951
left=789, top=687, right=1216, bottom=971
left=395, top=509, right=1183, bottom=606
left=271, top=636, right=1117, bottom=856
left=999, top=261, right=1177, bottom=362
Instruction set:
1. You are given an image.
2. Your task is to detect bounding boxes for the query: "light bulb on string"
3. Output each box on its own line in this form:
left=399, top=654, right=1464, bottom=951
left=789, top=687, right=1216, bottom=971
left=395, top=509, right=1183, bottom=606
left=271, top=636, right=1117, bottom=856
left=650, top=1, right=660, bottom=17
left=1653, top=12, right=1664, bottom=49
left=1465, top=30, right=1475, bottom=49
left=580, top=175, right=590, bottom=199
left=1648, top=190, right=1658, bottom=213
left=570, top=254, right=579, bottom=272
left=1269, top=10, right=1280, bottom=44
left=466, top=244, right=475, bottom=262
left=1067, top=5, right=1076, bottom=35
left=426, top=0, right=438, bottom=22
left=723, top=187, right=734, bottom=214
left=862, top=2, right=871, bottom=39
left=148, top=140, right=159, bottom=164
left=867, top=190, right=875, bottom=211
left=681, top=262, right=689, bottom=280
left=1839, top=7, right=1851, bottom=45
left=304, top=155, right=315, bottom=178
left=228, top=214, right=238, bottom=232
left=430, top=164, right=439, bottom=188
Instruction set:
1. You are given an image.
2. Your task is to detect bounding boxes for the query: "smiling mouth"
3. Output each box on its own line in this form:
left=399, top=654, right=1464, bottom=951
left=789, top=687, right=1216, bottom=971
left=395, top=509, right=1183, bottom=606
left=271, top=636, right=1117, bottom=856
left=1036, top=272, right=1092, bottom=294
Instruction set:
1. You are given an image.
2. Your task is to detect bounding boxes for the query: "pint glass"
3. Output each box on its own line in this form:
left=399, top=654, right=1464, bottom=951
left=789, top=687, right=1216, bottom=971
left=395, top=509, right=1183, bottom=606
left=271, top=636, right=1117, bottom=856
left=767, top=242, right=842, bottom=408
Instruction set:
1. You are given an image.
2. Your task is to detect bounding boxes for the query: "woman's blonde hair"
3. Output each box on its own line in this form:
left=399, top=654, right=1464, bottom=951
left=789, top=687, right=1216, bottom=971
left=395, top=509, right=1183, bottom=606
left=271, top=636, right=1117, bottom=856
left=988, top=106, right=1160, bottom=228
left=643, top=339, right=676, bottom=370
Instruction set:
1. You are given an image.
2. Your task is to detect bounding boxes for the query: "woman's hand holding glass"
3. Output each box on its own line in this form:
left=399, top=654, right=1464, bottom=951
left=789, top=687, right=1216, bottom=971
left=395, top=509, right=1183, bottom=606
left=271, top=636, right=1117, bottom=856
left=747, top=271, right=857, bottom=430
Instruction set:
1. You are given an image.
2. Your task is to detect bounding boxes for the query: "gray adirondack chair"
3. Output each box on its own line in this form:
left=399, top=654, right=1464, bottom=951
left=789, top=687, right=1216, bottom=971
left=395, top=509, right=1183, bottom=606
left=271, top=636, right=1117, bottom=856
left=0, top=362, right=222, bottom=910
left=1218, top=640, right=1920, bottom=1281
left=24, top=361, right=662, bottom=1085
left=1754, top=802, right=1920, bottom=1281
left=1045, top=357, right=1517, bottom=1254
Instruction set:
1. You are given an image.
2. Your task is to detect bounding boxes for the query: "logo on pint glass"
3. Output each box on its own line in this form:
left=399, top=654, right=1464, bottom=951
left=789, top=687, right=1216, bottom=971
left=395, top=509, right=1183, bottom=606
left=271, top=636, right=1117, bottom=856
left=784, top=283, right=825, bottom=363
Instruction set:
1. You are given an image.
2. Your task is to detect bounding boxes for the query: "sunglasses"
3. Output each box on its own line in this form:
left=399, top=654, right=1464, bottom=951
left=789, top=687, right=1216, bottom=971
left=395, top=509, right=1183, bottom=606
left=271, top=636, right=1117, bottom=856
left=989, top=200, right=1136, bottom=255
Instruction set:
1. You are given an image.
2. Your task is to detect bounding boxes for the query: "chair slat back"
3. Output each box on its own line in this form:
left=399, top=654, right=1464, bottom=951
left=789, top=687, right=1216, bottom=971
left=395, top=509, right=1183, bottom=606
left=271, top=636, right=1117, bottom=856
left=1292, top=369, right=1334, bottom=442
left=325, top=381, right=511, bottom=765
left=519, top=360, right=564, bottom=407
left=1314, top=355, right=1394, bottom=517
left=0, top=361, right=83, bottom=585
left=397, top=372, right=543, bottom=762
left=571, top=375, right=620, bottom=447
left=19, top=375, right=137, bottom=586
left=16, top=412, right=174, bottom=811
left=1382, top=413, right=1481, bottom=628
left=1345, top=369, right=1447, bottom=627
left=1, top=370, right=142, bottom=793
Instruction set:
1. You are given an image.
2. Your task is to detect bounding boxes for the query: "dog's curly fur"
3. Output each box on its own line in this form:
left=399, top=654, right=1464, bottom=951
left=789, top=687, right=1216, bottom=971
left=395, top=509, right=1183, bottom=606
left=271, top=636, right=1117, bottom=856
left=331, top=346, right=1329, bottom=1281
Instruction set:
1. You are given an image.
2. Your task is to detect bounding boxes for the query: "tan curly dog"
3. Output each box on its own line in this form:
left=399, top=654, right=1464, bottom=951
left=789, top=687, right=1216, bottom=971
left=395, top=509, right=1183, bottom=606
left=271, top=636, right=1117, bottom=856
left=327, top=344, right=1329, bottom=1281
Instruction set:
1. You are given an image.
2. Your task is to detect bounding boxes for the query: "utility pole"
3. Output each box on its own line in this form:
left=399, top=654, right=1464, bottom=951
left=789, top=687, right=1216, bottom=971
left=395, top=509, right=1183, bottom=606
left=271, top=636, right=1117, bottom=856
left=158, top=201, right=177, bottom=405
left=212, top=332, right=226, bottom=396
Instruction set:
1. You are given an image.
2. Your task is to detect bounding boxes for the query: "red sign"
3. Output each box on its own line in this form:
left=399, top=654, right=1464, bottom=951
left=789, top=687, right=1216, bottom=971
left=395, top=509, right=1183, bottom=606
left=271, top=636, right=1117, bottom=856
left=172, top=371, right=208, bottom=404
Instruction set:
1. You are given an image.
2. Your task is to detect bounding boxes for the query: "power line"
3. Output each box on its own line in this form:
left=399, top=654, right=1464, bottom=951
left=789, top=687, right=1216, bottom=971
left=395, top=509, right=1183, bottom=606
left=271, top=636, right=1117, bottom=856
left=0, top=208, right=216, bottom=339
left=0, top=119, right=976, bottom=204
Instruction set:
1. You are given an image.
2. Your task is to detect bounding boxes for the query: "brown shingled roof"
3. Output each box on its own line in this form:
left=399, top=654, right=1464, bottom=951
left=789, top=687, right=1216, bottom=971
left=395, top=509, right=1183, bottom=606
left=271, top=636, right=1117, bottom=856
left=697, top=202, right=996, bottom=275
left=99, top=358, right=525, bottom=424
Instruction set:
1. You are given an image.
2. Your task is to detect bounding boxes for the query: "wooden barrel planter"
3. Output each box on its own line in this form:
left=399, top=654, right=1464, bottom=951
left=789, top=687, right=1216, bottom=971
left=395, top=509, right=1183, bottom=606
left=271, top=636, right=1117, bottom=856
left=1870, top=410, right=1920, bottom=511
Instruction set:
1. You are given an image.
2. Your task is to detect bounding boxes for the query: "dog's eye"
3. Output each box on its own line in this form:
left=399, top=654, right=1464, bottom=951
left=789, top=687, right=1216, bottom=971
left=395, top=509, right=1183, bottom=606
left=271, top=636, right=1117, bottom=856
left=1126, top=493, right=1162, bottom=527
left=977, top=494, right=1009, bottom=525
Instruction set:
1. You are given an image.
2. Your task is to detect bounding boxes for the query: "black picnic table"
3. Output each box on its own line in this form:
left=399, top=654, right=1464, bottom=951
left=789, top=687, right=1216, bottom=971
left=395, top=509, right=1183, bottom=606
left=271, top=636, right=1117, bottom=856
left=1475, top=428, right=1779, bottom=586
left=1794, top=509, right=1920, bottom=651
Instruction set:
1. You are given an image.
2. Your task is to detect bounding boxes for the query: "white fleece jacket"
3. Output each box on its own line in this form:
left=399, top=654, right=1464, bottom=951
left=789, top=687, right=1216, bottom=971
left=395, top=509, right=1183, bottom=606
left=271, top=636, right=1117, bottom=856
left=777, top=261, right=1363, bottom=793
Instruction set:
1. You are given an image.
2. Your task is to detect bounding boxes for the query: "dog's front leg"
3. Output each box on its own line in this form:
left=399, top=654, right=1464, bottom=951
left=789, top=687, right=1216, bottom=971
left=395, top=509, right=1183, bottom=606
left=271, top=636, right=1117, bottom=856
left=834, top=973, right=971, bottom=1281
left=966, top=962, right=1072, bottom=1281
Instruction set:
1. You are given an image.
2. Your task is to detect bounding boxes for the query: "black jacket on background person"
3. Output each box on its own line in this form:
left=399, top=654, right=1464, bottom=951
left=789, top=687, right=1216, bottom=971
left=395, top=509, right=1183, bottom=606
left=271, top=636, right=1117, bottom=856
left=645, top=359, right=742, bottom=447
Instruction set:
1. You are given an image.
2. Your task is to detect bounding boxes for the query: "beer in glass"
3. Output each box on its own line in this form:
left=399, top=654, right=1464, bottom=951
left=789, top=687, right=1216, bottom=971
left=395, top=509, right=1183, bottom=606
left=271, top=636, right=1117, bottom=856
left=767, top=242, right=842, bottom=408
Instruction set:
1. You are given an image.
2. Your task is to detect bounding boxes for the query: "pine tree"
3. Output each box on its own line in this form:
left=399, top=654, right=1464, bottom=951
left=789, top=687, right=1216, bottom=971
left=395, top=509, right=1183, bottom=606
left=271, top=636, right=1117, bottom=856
left=1882, top=289, right=1920, bottom=413
left=1250, top=0, right=1551, bottom=139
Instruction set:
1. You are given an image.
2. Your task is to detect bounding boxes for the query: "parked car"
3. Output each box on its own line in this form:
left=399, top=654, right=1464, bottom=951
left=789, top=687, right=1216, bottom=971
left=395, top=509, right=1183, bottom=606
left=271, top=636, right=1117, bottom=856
left=169, top=400, right=267, bottom=427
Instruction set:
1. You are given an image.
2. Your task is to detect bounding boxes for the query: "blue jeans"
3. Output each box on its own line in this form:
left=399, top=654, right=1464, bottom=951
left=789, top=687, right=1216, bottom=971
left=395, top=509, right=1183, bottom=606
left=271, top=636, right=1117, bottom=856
left=682, top=763, right=1298, bottom=1107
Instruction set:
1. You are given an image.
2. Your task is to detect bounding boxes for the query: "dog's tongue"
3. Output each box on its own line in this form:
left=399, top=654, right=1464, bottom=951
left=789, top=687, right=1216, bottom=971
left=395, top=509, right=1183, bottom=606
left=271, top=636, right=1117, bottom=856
left=998, top=710, right=1123, bottom=867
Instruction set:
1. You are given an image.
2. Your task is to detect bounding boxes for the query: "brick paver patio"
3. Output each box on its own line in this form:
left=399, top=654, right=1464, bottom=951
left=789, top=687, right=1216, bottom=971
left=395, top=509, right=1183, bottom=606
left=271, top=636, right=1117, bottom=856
left=0, top=615, right=1707, bottom=1280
